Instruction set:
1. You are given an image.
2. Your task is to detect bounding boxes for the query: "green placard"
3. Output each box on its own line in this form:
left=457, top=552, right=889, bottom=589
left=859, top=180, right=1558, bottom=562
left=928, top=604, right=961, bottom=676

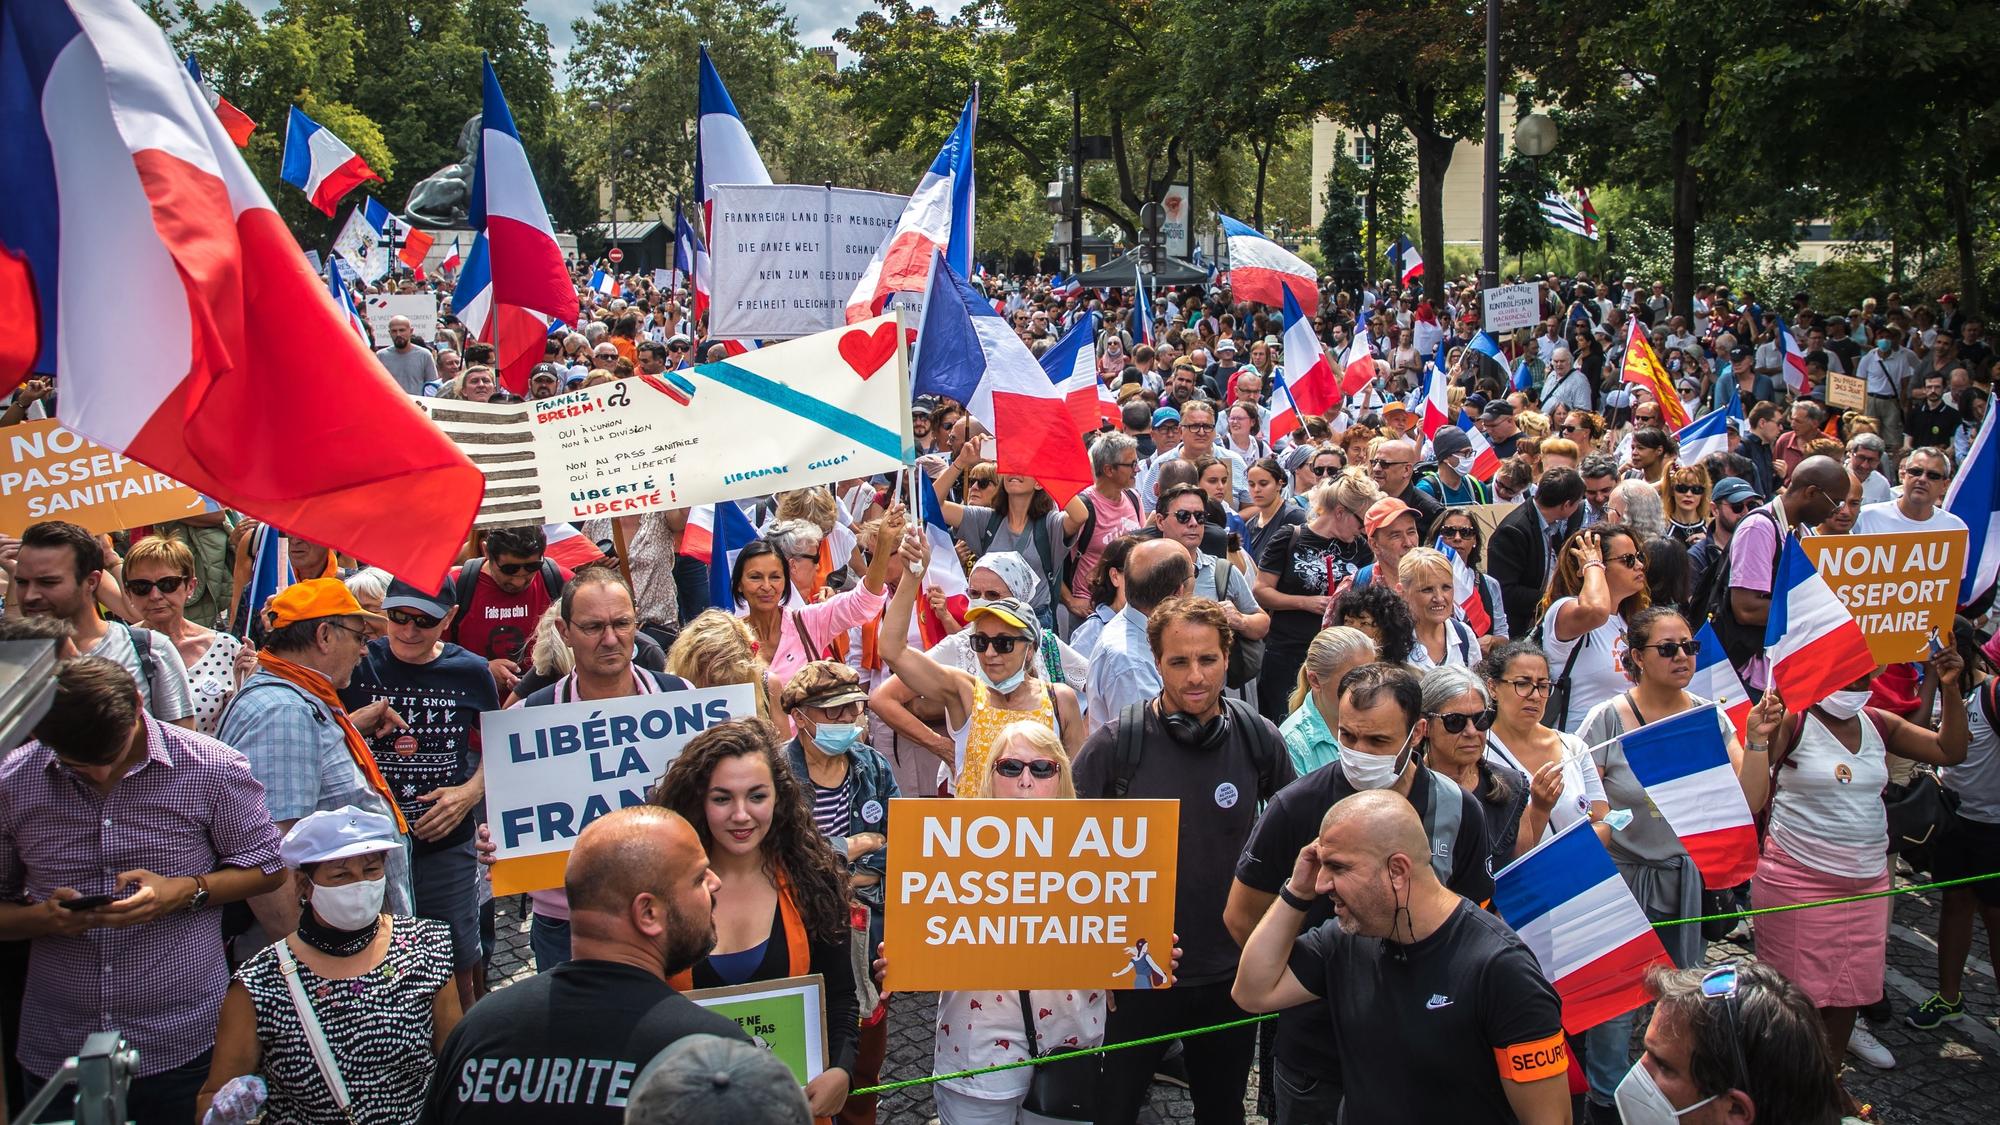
left=685, top=973, right=827, bottom=1085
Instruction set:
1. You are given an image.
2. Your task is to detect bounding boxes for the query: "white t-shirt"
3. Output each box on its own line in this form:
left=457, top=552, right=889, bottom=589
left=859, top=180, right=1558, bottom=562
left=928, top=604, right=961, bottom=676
left=1852, top=501, right=1968, bottom=537
left=1537, top=598, right=1631, bottom=735
left=90, top=622, right=194, bottom=723
left=1484, top=728, right=1606, bottom=842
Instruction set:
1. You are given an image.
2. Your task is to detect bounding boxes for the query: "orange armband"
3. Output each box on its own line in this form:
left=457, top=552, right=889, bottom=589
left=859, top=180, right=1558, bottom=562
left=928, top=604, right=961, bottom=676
left=1495, top=1031, right=1569, bottom=1083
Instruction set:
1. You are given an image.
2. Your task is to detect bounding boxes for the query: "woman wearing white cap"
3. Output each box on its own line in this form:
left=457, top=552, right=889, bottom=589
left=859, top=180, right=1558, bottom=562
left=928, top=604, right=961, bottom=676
left=197, top=807, right=460, bottom=1125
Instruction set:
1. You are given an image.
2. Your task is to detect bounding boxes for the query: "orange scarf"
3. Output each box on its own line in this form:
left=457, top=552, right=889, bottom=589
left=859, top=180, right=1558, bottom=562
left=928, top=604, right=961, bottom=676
left=255, top=650, right=410, bottom=834
left=668, top=869, right=809, bottom=993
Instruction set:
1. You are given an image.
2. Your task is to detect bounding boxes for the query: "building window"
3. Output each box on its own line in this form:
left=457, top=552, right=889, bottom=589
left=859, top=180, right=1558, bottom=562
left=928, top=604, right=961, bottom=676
left=1353, top=134, right=1374, bottom=167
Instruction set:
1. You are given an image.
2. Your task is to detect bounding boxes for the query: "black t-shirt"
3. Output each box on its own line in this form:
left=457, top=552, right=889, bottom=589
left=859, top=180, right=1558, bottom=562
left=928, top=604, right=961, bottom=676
left=1256, top=525, right=1371, bottom=652
left=342, top=640, right=501, bottom=851
left=1492, top=431, right=1522, bottom=460
left=1072, top=705, right=1296, bottom=985
left=419, top=960, right=749, bottom=1125
left=1906, top=401, right=1961, bottom=451
left=1234, top=763, right=1493, bottom=1074
left=1287, top=900, right=1567, bottom=1124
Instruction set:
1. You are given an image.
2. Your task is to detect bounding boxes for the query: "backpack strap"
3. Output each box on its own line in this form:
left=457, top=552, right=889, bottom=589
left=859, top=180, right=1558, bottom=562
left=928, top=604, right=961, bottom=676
left=451, top=559, right=484, bottom=625
left=975, top=510, right=1004, bottom=558
left=1113, top=702, right=1148, bottom=798
left=1223, top=697, right=1283, bottom=802
left=1421, top=768, right=1462, bottom=884
left=540, top=557, right=563, bottom=596
left=124, top=624, right=157, bottom=697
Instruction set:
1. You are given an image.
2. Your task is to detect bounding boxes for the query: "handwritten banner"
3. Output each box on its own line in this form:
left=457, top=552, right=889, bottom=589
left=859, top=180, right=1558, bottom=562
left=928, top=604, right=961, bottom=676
left=1826, top=371, right=1867, bottom=413
left=482, top=684, right=756, bottom=894
left=707, top=184, right=908, bottom=339
left=1483, top=282, right=1543, bottom=334
left=0, top=420, right=204, bottom=534
left=1803, top=529, right=1968, bottom=663
left=686, top=974, right=828, bottom=1085
left=415, top=314, right=913, bottom=529
left=364, top=293, right=438, bottom=343
left=884, top=798, right=1179, bottom=992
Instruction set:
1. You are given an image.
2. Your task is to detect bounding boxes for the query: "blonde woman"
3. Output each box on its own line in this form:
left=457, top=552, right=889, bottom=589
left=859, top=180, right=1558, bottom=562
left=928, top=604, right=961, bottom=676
left=125, top=536, right=246, bottom=734
left=1278, top=626, right=1377, bottom=775
left=1398, top=547, right=1481, bottom=669
left=666, top=608, right=776, bottom=722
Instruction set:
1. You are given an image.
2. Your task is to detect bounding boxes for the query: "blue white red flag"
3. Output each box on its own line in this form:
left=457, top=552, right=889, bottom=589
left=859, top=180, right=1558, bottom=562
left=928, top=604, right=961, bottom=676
left=1387, top=236, right=1423, bottom=286
left=1280, top=288, right=1337, bottom=416
left=1457, top=416, right=1501, bottom=482
left=237, top=522, right=296, bottom=637
left=1264, top=369, right=1302, bottom=447
left=184, top=54, right=254, bottom=146
left=847, top=91, right=977, bottom=322
left=1692, top=622, right=1754, bottom=745
left=914, top=468, right=969, bottom=647
left=695, top=45, right=771, bottom=235
left=1438, top=539, right=1490, bottom=635
left=327, top=265, right=366, bottom=342
left=1339, top=310, right=1376, bottom=397
left=440, top=237, right=462, bottom=274
left=1132, top=285, right=1154, bottom=345
left=1946, top=400, right=2000, bottom=605
left=1775, top=316, right=1811, bottom=394
left=280, top=105, right=378, bottom=217
left=590, top=268, right=618, bottom=298
left=1038, top=311, right=1102, bottom=438
left=1765, top=535, right=1876, bottom=709
left=1220, top=213, right=1317, bottom=313
left=470, top=55, right=577, bottom=326
left=1674, top=401, right=1741, bottom=464
left=680, top=501, right=758, bottom=609
left=1613, top=703, right=1759, bottom=887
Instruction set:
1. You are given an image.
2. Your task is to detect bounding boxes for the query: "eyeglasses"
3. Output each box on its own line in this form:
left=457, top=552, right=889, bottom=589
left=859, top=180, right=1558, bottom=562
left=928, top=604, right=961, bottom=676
left=967, top=587, right=1011, bottom=601
left=1606, top=552, right=1646, bottom=569
left=667, top=343, right=690, bottom=352
left=1428, top=707, right=1496, bottom=734
left=1699, top=963, right=1752, bottom=1094
left=387, top=608, right=443, bottom=630
left=1183, top=422, right=1215, bottom=433
left=969, top=633, right=1030, bottom=654
left=571, top=617, right=638, bottom=638
left=1905, top=466, right=1947, bottom=482
left=1167, top=509, right=1205, bottom=526
left=1438, top=526, right=1477, bottom=541
left=325, top=622, right=369, bottom=642
left=1673, top=484, right=1706, bottom=496
left=811, top=702, right=864, bottom=722
left=594, top=352, right=619, bottom=362
left=125, top=576, right=188, bottom=596
left=1561, top=424, right=1588, bottom=435
left=1640, top=640, right=1701, bottom=659
left=1113, top=460, right=1139, bottom=471
left=1501, top=677, right=1556, bottom=698
left=993, top=758, right=1060, bottom=779
left=494, top=560, right=545, bottom=576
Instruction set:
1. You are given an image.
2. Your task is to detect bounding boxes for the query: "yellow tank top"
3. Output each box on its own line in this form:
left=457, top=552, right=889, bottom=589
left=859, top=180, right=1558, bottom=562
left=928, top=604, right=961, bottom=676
left=953, top=679, right=1057, bottom=797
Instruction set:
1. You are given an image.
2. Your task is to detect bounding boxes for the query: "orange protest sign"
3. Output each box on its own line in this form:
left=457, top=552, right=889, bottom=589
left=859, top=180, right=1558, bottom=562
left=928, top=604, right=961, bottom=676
left=0, top=420, right=204, bottom=534
left=1802, top=530, right=1967, bottom=663
left=885, top=798, right=1179, bottom=992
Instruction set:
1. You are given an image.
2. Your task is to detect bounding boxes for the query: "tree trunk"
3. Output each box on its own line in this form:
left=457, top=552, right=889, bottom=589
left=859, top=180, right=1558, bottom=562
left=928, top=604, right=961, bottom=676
left=1412, top=125, right=1453, bottom=307
left=1252, top=137, right=1272, bottom=231
left=1948, top=105, right=1982, bottom=315
left=1363, top=121, right=1381, bottom=282
left=1669, top=114, right=1699, bottom=322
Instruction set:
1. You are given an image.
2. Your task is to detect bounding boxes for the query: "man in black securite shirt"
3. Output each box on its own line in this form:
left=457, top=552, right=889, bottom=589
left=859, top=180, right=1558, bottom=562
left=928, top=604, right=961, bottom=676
left=421, top=806, right=746, bottom=1124
left=1233, top=791, right=1571, bottom=1125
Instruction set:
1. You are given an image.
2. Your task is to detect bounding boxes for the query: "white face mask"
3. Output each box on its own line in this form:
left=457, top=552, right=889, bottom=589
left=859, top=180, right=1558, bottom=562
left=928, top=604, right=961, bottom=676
left=1338, top=731, right=1415, bottom=791
left=310, top=877, right=386, bottom=930
left=1451, top=453, right=1476, bottom=476
left=1613, top=1058, right=1715, bottom=1123
left=1818, top=688, right=1873, bottom=721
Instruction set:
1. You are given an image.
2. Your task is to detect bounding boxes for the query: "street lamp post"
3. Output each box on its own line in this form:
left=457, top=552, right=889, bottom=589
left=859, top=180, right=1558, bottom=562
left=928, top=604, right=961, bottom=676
left=1481, top=0, right=1500, bottom=294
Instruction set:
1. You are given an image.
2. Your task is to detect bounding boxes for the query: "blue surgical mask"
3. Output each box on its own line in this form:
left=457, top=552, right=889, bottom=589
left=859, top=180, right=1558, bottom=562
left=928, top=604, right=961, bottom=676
left=811, top=722, right=865, bottom=755
left=1877, top=338, right=1892, bottom=352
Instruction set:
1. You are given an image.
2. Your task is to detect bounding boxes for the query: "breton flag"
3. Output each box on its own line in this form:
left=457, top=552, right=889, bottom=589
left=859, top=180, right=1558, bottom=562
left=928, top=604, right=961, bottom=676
left=440, top=237, right=462, bottom=274
left=1387, top=236, right=1424, bottom=285
left=1038, top=311, right=1103, bottom=439
left=542, top=523, right=606, bottom=570
left=470, top=55, right=578, bottom=327
left=449, top=231, right=548, bottom=397
left=1493, top=818, right=1673, bottom=1034
left=1674, top=400, right=1742, bottom=464
left=1765, top=535, right=1876, bottom=709
left=912, top=253, right=1091, bottom=505
left=914, top=468, right=970, bottom=648
left=1946, top=400, right=2000, bottom=605
left=1692, top=621, right=1754, bottom=748
left=1775, top=316, right=1811, bottom=394
left=0, top=0, right=482, bottom=582
left=1613, top=704, right=1759, bottom=887
left=695, top=45, right=772, bottom=230
left=1539, top=191, right=1599, bottom=241
left=1339, top=311, right=1377, bottom=398
left=327, top=265, right=366, bottom=342
left=183, top=55, right=254, bottom=146
left=1280, top=287, right=1337, bottom=416
left=1219, top=213, right=1317, bottom=313
left=1439, top=539, right=1491, bottom=635
left=846, top=91, right=977, bottom=323
left=280, top=105, right=379, bottom=217
left=1621, top=318, right=1689, bottom=430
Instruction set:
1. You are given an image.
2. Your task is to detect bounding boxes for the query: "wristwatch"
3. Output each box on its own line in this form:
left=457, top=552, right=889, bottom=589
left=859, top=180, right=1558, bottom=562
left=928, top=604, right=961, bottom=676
left=1278, top=883, right=1315, bottom=912
left=186, top=874, right=210, bottom=912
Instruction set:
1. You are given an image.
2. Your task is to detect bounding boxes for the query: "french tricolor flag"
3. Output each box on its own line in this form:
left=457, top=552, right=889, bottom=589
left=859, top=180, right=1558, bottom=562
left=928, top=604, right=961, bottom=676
left=846, top=91, right=977, bottom=323
left=590, top=268, right=618, bottom=298
left=1614, top=703, right=1759, bottom=888
left=1052, top=274, right=1081, bottom=301
left=1776, top=316, right=1811, bottom=394
left=1131, top=284, right=1154, bottom=345
left=1460, top=418, right=1501, bottom=482
left=678, top=501, right=758, bottom=609
left=1388, top=235, right=1423, bottom=286
left=1338, top=310, right=1377, bottom=397
left=327, top=264, right=366, bottom=342
left=695, top=45, right=772, bottom=234
left=1280, top=287, right=1337, bottom=416
left=543, top=523, right=606, bottom=570
left=280, top=105, right=379, bottom=217
left=1946, top=398, right=2000, bottom=605
left=440, top=236, right=462, bottom=275
left=1419, top=357, right=1452, bottom=439
left=184, top=54, right=254, bottom=146
left=915, top=469, right=969, bottom=647
left=1674, top=400, right=1741, bottom=464
left=1221, top=213, right=1317, bottom=313
left=1, top=0, right=481, bottom=584
left=1692, top=621, right=1753, bottom=745
left=469, top=55, right=578, bottom=327
left=1264, top=369, right=1302, bottom=447
left=1493, top=819, right=1674, bottom=1034
left=1439, top=539, right=1490, bottom=635
left=1039, top=311, right=1102, bottom=438
left=1765, top=535, right=1877, bottom=709
left=450, top=230, right=548, bottom=397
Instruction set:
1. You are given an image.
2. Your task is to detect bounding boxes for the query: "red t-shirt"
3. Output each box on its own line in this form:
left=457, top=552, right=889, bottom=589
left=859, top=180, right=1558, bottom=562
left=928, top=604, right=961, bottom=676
left=446, top=561, right=572, bottom=664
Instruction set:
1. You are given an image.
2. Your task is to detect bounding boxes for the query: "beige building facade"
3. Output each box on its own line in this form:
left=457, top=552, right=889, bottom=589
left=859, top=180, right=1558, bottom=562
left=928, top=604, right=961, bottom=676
left=1308, top=95, right=1521, bottom=247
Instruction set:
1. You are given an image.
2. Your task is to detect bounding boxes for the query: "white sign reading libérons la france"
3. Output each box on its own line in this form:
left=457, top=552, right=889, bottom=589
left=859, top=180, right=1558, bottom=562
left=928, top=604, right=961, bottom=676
left=1483, top=282, right=1543, bottom=334
left=706, top=183, right=908, bottom=339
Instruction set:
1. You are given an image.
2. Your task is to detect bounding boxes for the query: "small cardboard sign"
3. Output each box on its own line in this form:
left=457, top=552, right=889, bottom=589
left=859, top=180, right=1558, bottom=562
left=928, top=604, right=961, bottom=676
left=1826, top=371, right=1867, bottom=412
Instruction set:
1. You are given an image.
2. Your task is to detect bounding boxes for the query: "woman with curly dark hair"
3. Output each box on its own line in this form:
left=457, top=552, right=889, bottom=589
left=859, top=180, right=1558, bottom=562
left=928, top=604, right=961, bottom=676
left=1329, top=582, right=1416, bottom=665
left=653, top=717, right=859, bottom=1118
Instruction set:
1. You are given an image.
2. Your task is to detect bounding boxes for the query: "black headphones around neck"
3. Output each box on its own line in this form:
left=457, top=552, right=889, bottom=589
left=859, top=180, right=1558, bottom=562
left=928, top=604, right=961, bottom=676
left=1161, top=703, right=1233, bottom=751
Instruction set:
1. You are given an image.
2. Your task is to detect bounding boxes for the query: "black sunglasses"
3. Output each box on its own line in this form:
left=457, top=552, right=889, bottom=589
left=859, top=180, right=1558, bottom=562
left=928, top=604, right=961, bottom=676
left=1721, top=499, right=1756, bottom=513
left=125, top=576, right=188, bottom=596
left=1429, top=708, right=1497, bottom=734
left=387, top=608, right=443, bottom=629
left=1673, top=484, right=1705, bottom=496
left=1641, top=640, right=1701, bottom=659
left=1167, top=510, right=1204, bottom=525
left=1438, top=526, right=1477, bottom=540
left=494, top=560, right=545, bottom=576
left=668, top=343, right=690, bottom=352
left=1905, top=467, right=1947, bottom=482
left=993, top=758, right=1060, bottom=779
left=969, top=633, right=1030, bottom=654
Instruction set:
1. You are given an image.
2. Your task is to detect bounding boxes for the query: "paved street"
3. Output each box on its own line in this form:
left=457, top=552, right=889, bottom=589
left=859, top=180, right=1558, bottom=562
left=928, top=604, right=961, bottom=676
left=487, top=876, right=2000, bottom=1123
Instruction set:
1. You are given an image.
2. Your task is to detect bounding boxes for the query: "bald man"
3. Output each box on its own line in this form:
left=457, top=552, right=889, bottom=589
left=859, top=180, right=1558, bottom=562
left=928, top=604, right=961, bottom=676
left=422, top=807, right=747, bottom=1125
left=1715, top=454, right=1850, bottom=690
left=375, top=313, right=438, bottom=395
left=1232, top=791, right=1571, bottom=1124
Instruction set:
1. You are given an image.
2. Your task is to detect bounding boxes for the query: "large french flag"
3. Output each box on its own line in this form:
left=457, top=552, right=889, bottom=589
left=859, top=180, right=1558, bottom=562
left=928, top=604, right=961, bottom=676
left=1039, top=311, right=1102, bottom=438
left=913, top=253, right=1091, bottom=505
left=915, top=469, right=969, bottom=647
left=1220, top=213, right=1317, bottom=313
left=1615, top=704, right=1759, bottom=887
left=1945, top=400, right=2000, bottom=605
left=1692, top=621, right=1753, bottom=745
left=449, top=230, right=547, bottom=397
left=1131, top=284, right=1154, bottom=345
left=1339, top=310, right=1377, bottom=397
left=1765, top=535, right=1877, bottom=708
left=469, top=55, right=577, bottom=328
left=1674, top=400, right=1741, bottom=464
left=1280, top=287, right=1337, bottom=416
left=183, top=54, right=253, bottom=146
left=1493, top=819, right=1673, bottom=1034
left=847, top=92, right=977, bottom=323
left=0, top=0, right=482, bottom=583
left=695, top=46, right=771, bottom=218
left=1775, top=316, right=1811, bottom=394
left=280, top=105, right=379, bottom=217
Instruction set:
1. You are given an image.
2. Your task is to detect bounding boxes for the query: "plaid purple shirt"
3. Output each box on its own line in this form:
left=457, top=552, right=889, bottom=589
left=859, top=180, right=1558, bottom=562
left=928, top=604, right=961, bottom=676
left=0, top=714, right=282, bottom=1077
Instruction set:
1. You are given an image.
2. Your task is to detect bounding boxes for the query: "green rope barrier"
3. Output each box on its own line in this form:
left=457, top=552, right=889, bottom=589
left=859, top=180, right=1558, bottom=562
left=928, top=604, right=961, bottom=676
left=850, top=868, right=2000, bottom=1098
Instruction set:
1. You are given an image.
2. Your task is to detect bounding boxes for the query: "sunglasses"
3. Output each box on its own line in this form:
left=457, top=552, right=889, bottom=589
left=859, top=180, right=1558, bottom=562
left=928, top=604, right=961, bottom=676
left=494, top=560, right=545, bottom=576
left=1700, top=964, right=1752, bottom=1093
left=668, top=343, right=690, bottom=352
left=1641, top=640, right=1701, bottom=659
left=969, top=633, right=1030, bottom=654
left=1673, top=484, right=1706, bottom=496
left=387, top=608, right=443, bottom=629
left=1905, top=467, right=1947, bottom=482
left=969, top=477, right=998, bottom=488
left=1606, top=552, right=1646, bottom=569
left=125, top=576, right=188, bottom=596
left=1438, top=526, right=1476, bottom=541
left=1369, top=458, right=1414, bottom=469
left=1428, top=707, right=1496, bottom=734
left=993, top=758, right=1060, bottom=779
left=1167, top=510, right=1204, bottom=526
left=1721, top=499, right=1756, bottom=513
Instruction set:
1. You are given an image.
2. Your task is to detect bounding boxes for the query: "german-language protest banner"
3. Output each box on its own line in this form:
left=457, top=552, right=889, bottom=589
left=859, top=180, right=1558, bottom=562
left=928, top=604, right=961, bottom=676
left=884, top=798, right=1179, bottom=992
left=0, top=420, right=205, bottom=534
left=1802, top=529, right=1968, bottom=663
left=416, top=313, right=912, bottom=529
left=707, top=184, right=907, bottom=339
left=483, top=684, right=756, bottom=894
left=686, top=975, right=828, bottom=1085
left=363, top=292, right=438, bottom=342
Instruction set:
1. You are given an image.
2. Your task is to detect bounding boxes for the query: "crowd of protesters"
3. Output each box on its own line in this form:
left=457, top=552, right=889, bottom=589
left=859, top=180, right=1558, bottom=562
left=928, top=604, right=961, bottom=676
left=1, top=257, right=1997, bottom=1125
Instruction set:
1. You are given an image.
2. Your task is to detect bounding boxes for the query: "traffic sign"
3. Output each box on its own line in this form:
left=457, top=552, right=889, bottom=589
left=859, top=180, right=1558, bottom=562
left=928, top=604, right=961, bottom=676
left=607, top=246, right=624, bottom=264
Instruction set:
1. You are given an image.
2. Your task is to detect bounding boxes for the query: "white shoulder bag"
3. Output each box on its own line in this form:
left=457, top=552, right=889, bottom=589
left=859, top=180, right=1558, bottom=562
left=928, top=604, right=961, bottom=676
left=275, top=941, right=359, bottom=1123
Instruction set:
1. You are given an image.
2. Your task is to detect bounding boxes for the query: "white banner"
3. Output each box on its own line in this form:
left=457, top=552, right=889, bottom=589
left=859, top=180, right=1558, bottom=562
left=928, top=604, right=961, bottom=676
left=415, top=313, right=914, bottom=528
left=707, top=184, right=908, bottom=339
left=363, top=293, right=438, bottom=344
left=1160, top=184, right=1192, bottom=259
left=1483, top=282, right=1543, bottom=335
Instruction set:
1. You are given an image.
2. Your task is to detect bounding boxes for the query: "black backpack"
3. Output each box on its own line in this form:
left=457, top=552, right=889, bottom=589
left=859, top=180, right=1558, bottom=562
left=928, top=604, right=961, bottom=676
left=1111, top=698, right=1283, bottom=800
left=1702, top=510, right=1782, bottom=671
left=1061, top=488, right=1141, bottom=593
left=451, top=556, right=564, bottom=624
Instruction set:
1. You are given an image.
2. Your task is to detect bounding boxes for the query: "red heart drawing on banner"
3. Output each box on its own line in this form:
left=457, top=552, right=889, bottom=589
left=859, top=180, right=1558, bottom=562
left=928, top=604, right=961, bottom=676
left=838, top=322, right=899, bottom=379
